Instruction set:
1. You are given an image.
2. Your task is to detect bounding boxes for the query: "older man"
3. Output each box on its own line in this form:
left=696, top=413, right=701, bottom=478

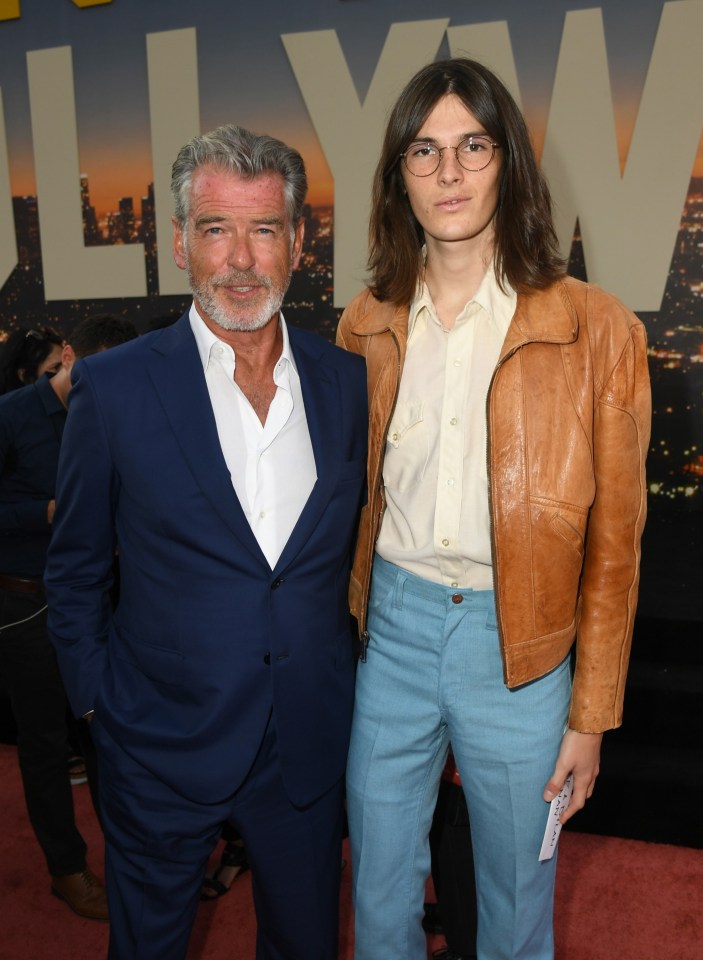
left=45, top=126, right=367, bottom=960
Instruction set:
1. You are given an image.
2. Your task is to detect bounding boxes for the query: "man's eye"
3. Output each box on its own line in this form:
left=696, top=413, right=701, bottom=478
left=462, top=138, right=488, bottom=153
left=409, top=143, right=437, bottom=159
left=205, top=226, right=223, bottom=235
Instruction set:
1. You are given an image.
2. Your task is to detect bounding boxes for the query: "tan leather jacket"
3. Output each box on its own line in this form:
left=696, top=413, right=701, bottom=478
left=336, top=276, right=651, bottom=733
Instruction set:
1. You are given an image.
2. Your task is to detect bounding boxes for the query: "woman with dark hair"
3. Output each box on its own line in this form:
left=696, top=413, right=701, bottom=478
left=337, top=59, right=650, bottom=959
left=0, top=325, right=64, bottom=394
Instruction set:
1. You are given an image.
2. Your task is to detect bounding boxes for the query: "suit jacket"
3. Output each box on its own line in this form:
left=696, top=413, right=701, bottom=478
left=45, top=313, right=368, bottom=807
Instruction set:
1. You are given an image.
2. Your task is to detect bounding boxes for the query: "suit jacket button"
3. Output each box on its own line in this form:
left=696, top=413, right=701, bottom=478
left=263, top=653, right=271, bottom=665
left=271, top=578, right=283, bottom=589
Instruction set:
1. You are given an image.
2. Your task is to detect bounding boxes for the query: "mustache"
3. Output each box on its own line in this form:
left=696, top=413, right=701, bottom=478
left=211, top=270, right=272, bottom=289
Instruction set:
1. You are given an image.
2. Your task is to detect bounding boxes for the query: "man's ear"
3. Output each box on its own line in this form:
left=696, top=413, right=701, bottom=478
left=61, top=344, right=76, bottom=371
left=173, top=217, right=187, bottom=271
left=291, top=218, right=305, bottom=271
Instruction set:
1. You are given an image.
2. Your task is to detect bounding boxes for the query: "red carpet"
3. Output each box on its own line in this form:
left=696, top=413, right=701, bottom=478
left=1, top=743, right=701, bottom=959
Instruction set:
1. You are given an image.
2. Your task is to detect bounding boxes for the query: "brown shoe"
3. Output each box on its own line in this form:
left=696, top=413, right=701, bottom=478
left=51, top=868, right=109, bottom=921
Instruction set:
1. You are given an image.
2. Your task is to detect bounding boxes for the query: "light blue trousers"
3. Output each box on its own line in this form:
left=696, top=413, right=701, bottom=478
left=346, top=557, right=572, bottom=960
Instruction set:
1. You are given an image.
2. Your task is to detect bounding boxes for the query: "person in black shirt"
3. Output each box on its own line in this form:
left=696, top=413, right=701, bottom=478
left=0, top=315, right=137, bottom=921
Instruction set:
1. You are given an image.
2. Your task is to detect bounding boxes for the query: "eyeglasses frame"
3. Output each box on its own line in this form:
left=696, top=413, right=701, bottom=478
left=400, top=135, right=501, bottom=177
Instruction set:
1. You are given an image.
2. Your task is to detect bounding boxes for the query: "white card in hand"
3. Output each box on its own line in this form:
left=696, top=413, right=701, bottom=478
left=538, top=774, right=574, bottom=861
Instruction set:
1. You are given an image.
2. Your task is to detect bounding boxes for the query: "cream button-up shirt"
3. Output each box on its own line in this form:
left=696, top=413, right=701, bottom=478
left=190, top=306, right=316, bottom=570
left=376, top=263, right=516, bottom=590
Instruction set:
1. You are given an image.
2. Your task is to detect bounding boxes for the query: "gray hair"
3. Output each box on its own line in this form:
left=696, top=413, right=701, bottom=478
left=171, top=124, right=308, bottom=231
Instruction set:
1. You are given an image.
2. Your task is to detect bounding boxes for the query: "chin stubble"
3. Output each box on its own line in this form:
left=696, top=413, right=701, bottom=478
left=186, top=258, right=292, bottom=333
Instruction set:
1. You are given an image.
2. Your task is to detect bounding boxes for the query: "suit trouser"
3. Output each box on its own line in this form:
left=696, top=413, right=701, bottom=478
left=93, top=710, right=344, bottom=960
left=346, top=557, right=572, bottom=960
left=0, top=587, right=88, bottom=876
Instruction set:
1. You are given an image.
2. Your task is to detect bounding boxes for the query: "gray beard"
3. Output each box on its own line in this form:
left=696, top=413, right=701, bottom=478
left=188, top=267, right=291, bottom=333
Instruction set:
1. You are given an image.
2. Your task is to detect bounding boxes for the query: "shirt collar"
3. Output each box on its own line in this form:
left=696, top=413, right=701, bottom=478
left=408, top=260, right=517, bottom=341
left=188, top=303, right=296, bottom=375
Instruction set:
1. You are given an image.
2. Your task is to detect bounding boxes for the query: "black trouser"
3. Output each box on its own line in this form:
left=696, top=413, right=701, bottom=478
left=0, top=586, right=88, bottom=876
left=429, top=778, right=478, bottom=959
left=70, top=709, right=102, bottom=824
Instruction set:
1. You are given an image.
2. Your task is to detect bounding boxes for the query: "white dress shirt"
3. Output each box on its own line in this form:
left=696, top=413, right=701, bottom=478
left=376, top=263, right=516, bottom=590
left=189, top=306, right=317, bottom=569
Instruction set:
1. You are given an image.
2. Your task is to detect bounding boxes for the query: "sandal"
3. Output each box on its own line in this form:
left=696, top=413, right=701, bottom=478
left=200, top=842, right=249, bottom=901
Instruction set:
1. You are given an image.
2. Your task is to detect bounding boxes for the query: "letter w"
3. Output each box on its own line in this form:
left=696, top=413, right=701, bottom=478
left=541, top=1, right=703, bottom=311
left=283, top=20, right=448, bottom=306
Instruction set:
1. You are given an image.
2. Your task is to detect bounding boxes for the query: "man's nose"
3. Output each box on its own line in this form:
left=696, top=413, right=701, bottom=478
left=228, top=234, right=255, bottom=270
left=437, top=147, right=464, bottom=183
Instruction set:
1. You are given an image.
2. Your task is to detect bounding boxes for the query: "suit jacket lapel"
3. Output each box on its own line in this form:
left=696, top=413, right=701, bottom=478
left=146, top=315, right=268, bottom=567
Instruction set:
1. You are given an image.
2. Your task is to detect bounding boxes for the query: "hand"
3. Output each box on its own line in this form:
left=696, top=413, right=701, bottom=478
left=543, top=728, right=603, bottom=825
left=47, top=499, right=56, bottom=523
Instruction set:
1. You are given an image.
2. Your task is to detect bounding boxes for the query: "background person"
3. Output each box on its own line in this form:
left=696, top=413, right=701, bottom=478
left=0, top=314, right=138, bottom=921
left=337, top=58, right=651, bottom=960
left=0, top=325, right=64, bottom=394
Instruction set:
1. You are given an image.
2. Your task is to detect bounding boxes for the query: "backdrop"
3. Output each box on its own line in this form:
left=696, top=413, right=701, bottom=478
left=0, top=0, right=700, bottom=619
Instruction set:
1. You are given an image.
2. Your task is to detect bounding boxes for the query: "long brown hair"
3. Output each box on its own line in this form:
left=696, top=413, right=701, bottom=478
left=368, top=58, right=565, bottom=305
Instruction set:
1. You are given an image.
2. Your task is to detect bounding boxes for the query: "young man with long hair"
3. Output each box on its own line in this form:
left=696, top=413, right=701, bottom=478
left=337, top=58, right=650, bottom=960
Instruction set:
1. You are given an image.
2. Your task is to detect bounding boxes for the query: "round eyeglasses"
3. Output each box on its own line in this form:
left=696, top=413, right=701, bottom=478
left=401, top=135, right=501, bottom=177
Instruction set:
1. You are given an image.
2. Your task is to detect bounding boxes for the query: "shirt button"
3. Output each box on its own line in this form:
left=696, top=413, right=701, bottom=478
left=450, top=417, right=457, bottom=426
left=391, top=432, right=399, bottom=442
left=454, top=358, right=462, bottom=367
left=447, top=478, right=454, bottom=486
left=452, top=594, right=463, bottom=604
left=441, top=538, right=449, bottom=547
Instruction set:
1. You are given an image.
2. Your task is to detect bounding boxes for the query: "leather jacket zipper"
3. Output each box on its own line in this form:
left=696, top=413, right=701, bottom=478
left=358, top=325, right=403, bottom=658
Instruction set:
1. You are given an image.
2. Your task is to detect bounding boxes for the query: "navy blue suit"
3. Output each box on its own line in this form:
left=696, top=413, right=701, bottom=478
left=45, top=314, right=367, bottom=959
